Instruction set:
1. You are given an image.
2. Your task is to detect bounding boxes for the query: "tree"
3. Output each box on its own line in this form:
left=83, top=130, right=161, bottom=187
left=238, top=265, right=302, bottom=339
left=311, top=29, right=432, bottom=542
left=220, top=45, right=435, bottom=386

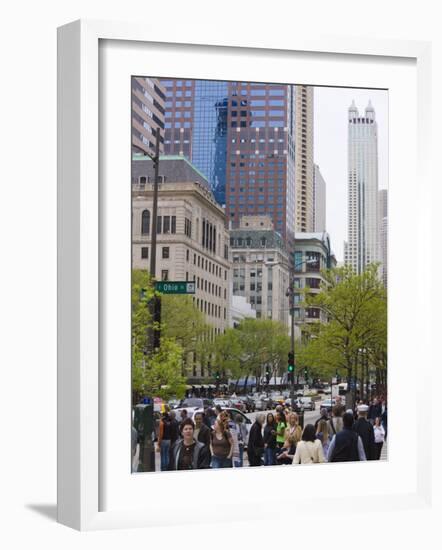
left=132, top=269, right=155, bottom=366
left=297, top=264, right=387, bottom=405
left=142, top=338, right=187, bottom=400
left=212, top=328, right=243, bottom=382
left=131, top=269, right=187, bottom=401
left=212, top=318, right=290, bottom=391
left=161, top=294, right=209, bottom=358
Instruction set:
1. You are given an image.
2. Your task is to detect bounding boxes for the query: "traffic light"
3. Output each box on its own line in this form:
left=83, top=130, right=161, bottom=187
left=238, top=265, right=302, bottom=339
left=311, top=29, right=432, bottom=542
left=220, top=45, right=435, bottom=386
left=287, top=352, right=295, bottom=383
left=304, top=367, right=308, bottom=379
left=287, top=352, right=295, bottom=373
left=215, top=371, right=220, bottom=380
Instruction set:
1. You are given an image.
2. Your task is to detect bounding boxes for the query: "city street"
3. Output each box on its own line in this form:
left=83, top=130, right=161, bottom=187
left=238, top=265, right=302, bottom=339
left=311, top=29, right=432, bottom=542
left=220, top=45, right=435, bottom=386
left=133, top=397, right=387, bottom=472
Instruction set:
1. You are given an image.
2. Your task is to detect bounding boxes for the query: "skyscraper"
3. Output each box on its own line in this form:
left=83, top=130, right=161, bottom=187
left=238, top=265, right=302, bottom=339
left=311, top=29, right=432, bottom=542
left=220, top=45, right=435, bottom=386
left=161, top=79, right=229, bottom=205
left=225, top=82, right=296, bottom=244
left=294, top=85, right=314, bottom=233
left=379, top=189, right=388, bottom=287
left=131, top=77, right=166, bottom=156
left=313, top=164, right=326, bottom=233
left=160, top=79, right=297, bottom=244
left=345, top=100, right=380, bottom=274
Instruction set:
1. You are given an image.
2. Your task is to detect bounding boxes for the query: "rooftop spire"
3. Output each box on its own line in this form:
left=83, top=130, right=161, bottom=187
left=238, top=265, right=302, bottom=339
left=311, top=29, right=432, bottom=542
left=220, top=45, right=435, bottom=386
left=348, top=100, right=359, bottom=120
left=365, top=100, right=375, bottom=120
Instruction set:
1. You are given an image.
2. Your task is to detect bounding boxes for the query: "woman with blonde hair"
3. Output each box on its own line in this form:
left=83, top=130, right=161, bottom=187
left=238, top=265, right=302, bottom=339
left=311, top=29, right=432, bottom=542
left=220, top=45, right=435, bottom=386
left=276, top=412, right=302, bottom=465
left=316, top=418, right=331, bottom=459
left=285, top=412, right=302, bottom=446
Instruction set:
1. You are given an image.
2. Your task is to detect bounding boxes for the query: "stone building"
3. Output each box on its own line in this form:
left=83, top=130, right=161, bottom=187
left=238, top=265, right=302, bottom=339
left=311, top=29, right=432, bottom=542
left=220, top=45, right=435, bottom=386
left=132, top=155, right=231, bottom=378
left=293, top=232, right=336, bottom=332
left=229, top=216, right=290, bottom=329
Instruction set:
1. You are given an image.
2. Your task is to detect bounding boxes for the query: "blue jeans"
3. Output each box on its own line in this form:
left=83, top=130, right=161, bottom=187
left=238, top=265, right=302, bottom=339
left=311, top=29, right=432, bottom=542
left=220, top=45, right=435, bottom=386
left=160, top=440, right=171, bottom=471
left=211, top=456, right=233, bottom=468
left=234, top=446, right=244, bottom=468
left=264, top=447, right=276, bottom=466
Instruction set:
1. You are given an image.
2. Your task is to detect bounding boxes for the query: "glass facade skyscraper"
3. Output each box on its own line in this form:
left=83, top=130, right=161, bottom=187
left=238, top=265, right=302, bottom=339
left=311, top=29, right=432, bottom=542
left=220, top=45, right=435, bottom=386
left=160, top=78, right=297, bottom=245
left=161, top=79, right=228, bottom=205
left=192, top=81, right=228, bottom=205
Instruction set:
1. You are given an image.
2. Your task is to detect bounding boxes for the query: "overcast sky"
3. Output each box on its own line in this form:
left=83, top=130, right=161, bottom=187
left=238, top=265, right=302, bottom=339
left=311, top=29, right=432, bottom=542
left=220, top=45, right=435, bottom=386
left=313, top=86, right=389, bottom=262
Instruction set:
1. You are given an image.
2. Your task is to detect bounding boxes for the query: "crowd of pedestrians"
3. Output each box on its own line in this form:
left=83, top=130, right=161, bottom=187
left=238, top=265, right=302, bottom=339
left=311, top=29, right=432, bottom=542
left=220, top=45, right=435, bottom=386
left=153, top=395, right=387, bottom=471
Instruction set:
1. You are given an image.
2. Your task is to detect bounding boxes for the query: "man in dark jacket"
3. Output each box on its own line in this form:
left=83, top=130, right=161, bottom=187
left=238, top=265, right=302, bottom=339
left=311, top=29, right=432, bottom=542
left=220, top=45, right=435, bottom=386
left=194, top=412, right=212, bottom=448
left=328, top=412, right=367, bottom=462
left=354, top=404, right=375, bottom=460
left=368, top=398, right=382, bottom=424
left=314, top=407, right=329, bottom=430
left=247, top=413, right=265, bottom=467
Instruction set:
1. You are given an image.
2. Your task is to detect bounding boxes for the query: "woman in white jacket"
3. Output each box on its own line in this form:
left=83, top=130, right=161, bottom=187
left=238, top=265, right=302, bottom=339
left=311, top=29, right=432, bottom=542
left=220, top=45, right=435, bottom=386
left=292, top=424, right=325, bottom=465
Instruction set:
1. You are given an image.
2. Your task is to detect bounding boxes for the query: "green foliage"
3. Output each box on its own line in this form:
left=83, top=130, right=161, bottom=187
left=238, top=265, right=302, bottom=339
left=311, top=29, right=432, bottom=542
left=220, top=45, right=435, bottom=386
left=131, top=269, right=188, bottom=401
left=143, top=338, right=187, bottom=400
left=212, top=318, right=290, bottom=382
left=297, top=264, right=387, bottom=382
left=161, top=294, right=209, bottom=357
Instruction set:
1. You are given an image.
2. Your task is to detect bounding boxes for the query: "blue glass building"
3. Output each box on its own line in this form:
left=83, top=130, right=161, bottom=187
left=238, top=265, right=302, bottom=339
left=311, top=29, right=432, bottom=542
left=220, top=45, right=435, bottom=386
left=161, top=79, right=228, bottom=205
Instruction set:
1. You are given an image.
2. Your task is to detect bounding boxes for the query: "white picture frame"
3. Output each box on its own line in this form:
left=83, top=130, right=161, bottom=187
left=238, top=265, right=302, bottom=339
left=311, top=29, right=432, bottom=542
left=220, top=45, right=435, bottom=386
left=57, top=19, right=433, bottom=531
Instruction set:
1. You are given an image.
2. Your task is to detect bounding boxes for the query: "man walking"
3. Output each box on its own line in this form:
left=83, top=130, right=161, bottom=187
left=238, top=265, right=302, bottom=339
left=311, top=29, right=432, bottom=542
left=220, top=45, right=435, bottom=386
left=328, top=412, right=367, bottom=462
left=157, top=408, right=173, bottom=471
left=353, top=404, right=375, bottom=460
left=247, top=414, right=265, bottom=467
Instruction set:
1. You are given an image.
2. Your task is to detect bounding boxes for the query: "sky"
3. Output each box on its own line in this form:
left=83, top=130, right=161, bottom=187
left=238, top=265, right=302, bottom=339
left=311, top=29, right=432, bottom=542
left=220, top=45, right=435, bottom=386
left=313, top=86, right=389, bottom=262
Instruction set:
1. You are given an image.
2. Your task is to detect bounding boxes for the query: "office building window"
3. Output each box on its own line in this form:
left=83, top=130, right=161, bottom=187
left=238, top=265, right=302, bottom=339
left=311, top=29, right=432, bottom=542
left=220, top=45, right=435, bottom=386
left=141, top=247, right=148, bottom=259
left=162, top=247, right=170, bottom=259
left=161, top=270, right=169, bottom=281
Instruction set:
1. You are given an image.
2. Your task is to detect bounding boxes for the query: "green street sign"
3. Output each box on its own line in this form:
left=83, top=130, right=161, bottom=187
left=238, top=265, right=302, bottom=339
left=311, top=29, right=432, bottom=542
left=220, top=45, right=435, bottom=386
left=155, top=281, right=196, bottom=294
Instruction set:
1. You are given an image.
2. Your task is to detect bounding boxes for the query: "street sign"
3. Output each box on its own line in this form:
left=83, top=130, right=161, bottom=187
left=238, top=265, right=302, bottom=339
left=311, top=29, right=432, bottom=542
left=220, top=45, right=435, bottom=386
left=155, top=281, right=196, bottom=294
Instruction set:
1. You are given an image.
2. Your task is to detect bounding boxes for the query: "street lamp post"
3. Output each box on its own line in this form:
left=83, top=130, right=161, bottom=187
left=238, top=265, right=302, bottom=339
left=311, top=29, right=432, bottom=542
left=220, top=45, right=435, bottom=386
left=286, top=257, right=316, bottom=409
left=146, top=128, right=161, bottom=351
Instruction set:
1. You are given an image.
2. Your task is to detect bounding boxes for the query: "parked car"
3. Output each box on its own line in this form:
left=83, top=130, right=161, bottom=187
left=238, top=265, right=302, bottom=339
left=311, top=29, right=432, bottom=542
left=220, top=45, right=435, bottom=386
left=213, top=398, right=231, bottom=408
left=238, top=395, right=256, bottom=412
left=252, top=395, right=267, bottom=411
left=300, top=397, right=316, bottom=411
left=174, top=397, right=214, bottom=419
left=229, top=396, right=247, bottom=412
left=284, top=398, right=304, bottom=413
left=271, top=394, right=286, bottom=406
left=321, top=399, right=336, bottom=412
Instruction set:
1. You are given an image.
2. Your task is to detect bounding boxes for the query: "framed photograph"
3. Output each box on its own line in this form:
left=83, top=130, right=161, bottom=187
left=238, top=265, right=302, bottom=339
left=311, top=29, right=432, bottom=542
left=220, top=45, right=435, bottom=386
left=58, top=19, right=432, bottom=530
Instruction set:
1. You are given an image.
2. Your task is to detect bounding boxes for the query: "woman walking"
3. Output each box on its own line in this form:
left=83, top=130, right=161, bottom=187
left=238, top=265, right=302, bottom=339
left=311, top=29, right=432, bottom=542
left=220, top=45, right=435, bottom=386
left=373, top=416, right=385, bottom=459
left=316, top=418, right=332, bottom=459
left=210, top=417, right=233, bottom=468
left=234, top=414, right=248, bottom=467
left=169, top=418, right=211, bottom=470
left=275, top=411, right=287, bottom=450
left=292, top=424, right=325, bottom=465
left=263, top=413, right=277, bottom=466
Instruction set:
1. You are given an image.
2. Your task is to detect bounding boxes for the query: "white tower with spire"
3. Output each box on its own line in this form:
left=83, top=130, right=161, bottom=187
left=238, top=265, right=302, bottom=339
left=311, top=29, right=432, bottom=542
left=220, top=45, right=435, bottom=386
left=346, top=100, right=380, bottom=274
